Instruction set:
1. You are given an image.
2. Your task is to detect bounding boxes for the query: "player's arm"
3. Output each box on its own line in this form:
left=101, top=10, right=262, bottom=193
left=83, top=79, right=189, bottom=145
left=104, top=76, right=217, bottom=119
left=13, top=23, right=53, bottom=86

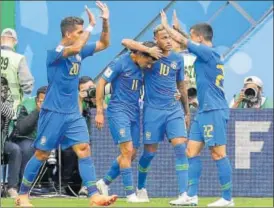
left=160, top=10, right=188, bottom=47
left=172, top=10, right=189, bottom=39
left=95, top=61, right=122, bottom=129
left=62, top=6, right=96, bottom=58
left=178, top=80, right=191, bottom=129
left=95, top=78, right=107, bottom=129
left=94, top=1, right=110, bottom=53
left=121, top=39, right=162, bottom=59
left=177, top=59, right=191, bottom=129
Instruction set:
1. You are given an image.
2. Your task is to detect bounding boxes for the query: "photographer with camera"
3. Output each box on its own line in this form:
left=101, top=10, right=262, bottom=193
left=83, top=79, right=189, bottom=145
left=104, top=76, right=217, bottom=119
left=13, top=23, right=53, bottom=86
left=1, top=76, right=21, bottom=198
left=230, top=76, right=273, bottom=109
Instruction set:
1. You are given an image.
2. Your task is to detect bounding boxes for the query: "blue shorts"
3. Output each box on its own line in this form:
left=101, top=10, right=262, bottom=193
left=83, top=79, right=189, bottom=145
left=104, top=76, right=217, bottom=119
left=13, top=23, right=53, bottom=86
left=143, top=105, right=187, bottom=144
left=107, top=113, right=140, bottom=148
left=33, top=109, right=90, bottom=151
left=189, top=109, right=229, bottom=147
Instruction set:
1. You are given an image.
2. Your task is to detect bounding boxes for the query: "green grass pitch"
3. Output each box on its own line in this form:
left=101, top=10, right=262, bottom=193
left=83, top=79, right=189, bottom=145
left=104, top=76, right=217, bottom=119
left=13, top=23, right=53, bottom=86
left=1, top=197, right=273, bottom=207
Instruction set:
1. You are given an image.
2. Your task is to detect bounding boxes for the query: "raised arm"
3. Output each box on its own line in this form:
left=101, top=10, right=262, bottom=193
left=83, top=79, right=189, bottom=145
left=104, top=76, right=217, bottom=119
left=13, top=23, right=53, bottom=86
left=121, top=39, right=162, bottom=59
left=62, top=6, right=96, bottom=57
left=94, top=1, right=110, bottom=52
left=160, top=10, right=188, bottom=47
left=172, top=10, right=189, bottom=39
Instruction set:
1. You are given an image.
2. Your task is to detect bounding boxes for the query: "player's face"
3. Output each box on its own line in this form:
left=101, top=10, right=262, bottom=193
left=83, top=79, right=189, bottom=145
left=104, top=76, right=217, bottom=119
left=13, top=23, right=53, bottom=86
left=190, top=29, right=203, bottom=43
left=137, top=56, right=155, bottom=69
left=67, top=25, right=84, bottom=45
left=154, top=30, right=172, bottom=52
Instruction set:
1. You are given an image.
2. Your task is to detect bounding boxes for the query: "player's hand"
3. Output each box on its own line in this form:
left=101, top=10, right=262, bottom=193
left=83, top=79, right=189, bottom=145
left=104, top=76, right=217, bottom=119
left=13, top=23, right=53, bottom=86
left=96, top=1, right=109, bottom=20
left=174, top=90, right=181, bottom=101
left=79, top=90, right=87, bottom=99
left=172, top=10, right=180, bottom=30
left=85, top=5, right=96, bottom=26
left=237, top=89, right=245, bottom=102
left=95, top=113, right=104, bottom=129
left=185, top=114, right=191, bottom=130
left=160, top=10, right=169, bottom=28
left=148, top=46, right=163, bottom=59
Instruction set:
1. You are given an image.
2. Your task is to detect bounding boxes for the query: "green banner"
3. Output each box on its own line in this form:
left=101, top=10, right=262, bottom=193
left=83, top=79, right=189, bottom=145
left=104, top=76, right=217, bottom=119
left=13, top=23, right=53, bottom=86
left=1, top=1, right=15, bottom=31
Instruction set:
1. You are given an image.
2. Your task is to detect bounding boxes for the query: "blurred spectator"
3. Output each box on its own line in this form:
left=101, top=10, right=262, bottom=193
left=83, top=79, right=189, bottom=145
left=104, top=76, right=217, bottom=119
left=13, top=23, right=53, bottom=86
left=230, top=76, right=273, bottom=109
left=12, top=86, right=48, bottom=181
left=1, top=28, right=34, bottom=112
left=1, top=76, right=20, bottom=198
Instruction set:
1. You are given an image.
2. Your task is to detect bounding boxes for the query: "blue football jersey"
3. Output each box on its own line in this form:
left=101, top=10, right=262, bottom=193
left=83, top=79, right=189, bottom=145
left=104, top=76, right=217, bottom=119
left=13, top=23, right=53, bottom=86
left=144, top=51, right=184, bottom=109
left=42, top=43, right=96, bottom=113
left=187, top=41, right=228, bottom=112
left=102, top=53, right=143, bottom=120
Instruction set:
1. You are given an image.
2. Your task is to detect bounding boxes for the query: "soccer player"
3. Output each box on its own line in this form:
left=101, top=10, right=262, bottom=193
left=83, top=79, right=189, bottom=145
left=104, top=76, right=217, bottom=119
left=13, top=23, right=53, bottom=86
left=15, top=2, right=117, bottom=207
left=161, top=10, right=234, bottom=207
left=95, top=42, right=159, bottom=202
left=120, top=24, right=191, bottom=203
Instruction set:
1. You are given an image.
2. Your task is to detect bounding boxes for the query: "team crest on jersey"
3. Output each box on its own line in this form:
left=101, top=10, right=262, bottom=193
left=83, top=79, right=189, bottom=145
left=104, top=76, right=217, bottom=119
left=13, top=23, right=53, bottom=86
left=40, top=136, right=47, bottom=145
left=119, top=129, right=126, bottom=137
left=76, top=54, right=82, bottom=62
left=171, top=61, right=177, bottom=70
left=145, top=131, right=151, bottom=140
left=104, top=67, right=113, bottom=78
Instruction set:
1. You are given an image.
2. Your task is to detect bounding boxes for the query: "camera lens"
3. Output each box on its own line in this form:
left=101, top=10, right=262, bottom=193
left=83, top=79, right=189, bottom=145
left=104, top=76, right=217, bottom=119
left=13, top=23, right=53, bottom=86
left=244, top=88, right=256, bottom=99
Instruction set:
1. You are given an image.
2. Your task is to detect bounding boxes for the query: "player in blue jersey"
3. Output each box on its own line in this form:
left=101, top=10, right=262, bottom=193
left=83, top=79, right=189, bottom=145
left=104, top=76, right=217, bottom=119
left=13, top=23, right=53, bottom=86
left=16, top=2, right=117, bottom=207
left=161, top=11, right=234, bottom=207
left=95, top=42, right=159, bottom=202
left=121, top=24, right=191, bottom=203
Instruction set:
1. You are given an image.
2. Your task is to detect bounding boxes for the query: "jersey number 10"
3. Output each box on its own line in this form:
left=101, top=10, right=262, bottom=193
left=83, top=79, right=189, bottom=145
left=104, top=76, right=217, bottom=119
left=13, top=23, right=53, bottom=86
left=159, top=63, right=170, bottom=76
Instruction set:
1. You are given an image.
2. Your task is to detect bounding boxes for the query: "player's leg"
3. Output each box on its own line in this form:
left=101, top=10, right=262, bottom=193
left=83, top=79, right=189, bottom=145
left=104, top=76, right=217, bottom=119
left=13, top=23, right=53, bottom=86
left=97, top=146, right=138, bottom=196
left=97, top=118, right=140, bottom=196
left=137, top=107, right=164, bottom=200
left=63, top=114, right=117, bottom=207
left=183, top=117, right=205, bottom=206
left=203, top=110, right=233, bottom=207
left=165, top=110, right=189, bottom=206
left=16, top=110, right=65, bottom=207
left=167, top=115, right=188, bottom=195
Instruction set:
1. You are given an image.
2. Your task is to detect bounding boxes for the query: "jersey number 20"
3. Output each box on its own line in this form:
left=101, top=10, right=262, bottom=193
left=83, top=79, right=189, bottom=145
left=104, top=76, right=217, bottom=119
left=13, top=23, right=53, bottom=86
left=69, top=63, right=79, bottom=76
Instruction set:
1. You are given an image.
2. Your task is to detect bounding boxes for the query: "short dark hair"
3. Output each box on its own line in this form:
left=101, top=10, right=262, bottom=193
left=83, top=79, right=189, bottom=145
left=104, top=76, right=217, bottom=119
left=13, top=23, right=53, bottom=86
left=133, top=41, right=158, bottom=61
left=61, top=17, right=84, bottom=37
left=190, top=23, right=213, bottom=41
left=36, top=86, right=47, bottom=97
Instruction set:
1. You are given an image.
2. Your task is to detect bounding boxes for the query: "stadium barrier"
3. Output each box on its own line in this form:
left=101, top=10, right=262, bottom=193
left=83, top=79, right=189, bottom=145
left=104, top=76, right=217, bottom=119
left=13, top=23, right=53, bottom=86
left=90, top=109, right=273, bottom=197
